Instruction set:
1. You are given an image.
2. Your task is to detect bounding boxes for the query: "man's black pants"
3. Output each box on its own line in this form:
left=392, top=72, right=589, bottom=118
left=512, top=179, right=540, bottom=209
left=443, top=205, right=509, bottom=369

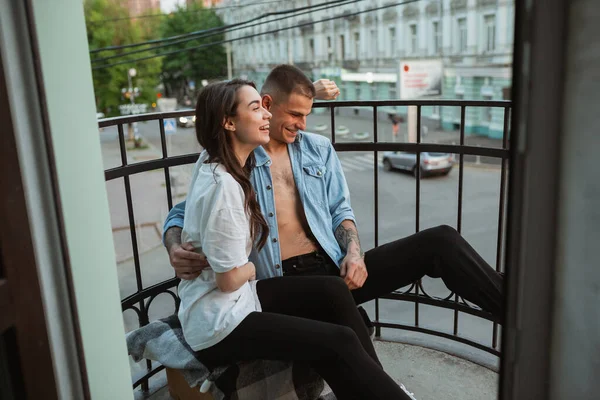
left=282, top=225, right=504, bottom=323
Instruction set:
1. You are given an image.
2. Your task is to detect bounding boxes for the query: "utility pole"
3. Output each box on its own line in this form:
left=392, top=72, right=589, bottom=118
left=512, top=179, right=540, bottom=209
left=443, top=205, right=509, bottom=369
left=226, top=43, right=233, bottom=80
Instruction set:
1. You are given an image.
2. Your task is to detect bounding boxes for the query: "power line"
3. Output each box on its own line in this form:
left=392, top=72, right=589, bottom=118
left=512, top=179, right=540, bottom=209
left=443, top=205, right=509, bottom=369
left=87, top=0, right=284, bottom=25
left=92, top=0, right=421, bottom=70
left=90, top=0, right=362, bottom=63
left=89, top=0, right=351, bottom=54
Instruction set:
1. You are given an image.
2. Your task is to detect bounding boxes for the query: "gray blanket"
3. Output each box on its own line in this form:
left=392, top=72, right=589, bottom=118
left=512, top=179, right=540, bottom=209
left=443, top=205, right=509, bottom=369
left=126, top=315, right=335, bottom=399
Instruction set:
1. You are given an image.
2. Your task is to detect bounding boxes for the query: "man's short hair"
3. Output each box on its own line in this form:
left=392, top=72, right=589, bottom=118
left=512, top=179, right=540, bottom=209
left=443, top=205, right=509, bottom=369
left=260, top=64, right=316, bottom=102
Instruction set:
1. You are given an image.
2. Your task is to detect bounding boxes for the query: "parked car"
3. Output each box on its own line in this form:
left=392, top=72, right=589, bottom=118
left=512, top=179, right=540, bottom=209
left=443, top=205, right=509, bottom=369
left=382, top=151, right=454, bottom=177
left=177, top=115, right=196, bottom=128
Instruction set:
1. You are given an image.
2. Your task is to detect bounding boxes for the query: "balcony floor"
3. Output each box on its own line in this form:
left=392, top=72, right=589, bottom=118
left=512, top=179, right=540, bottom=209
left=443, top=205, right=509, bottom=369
left=142, top=339, right=498, bottom=400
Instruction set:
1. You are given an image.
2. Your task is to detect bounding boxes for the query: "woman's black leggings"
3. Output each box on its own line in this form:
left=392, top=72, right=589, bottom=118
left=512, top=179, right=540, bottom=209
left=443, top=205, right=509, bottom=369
left=196, top=276, right=412, bottom=400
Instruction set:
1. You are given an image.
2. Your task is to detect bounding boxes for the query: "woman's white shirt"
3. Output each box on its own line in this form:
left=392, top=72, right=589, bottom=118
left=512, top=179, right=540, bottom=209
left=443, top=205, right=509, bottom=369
left=178, top=158, right=261, bottom=351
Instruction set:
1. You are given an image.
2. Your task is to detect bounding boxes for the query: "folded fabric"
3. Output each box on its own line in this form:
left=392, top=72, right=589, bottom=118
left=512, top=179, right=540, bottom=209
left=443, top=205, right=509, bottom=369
left=126, top=314, right=335, bottom=399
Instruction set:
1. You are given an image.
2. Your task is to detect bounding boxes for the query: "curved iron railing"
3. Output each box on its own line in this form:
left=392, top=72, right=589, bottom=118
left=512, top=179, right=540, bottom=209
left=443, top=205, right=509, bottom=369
left=101, top=99, right=511, bottom=393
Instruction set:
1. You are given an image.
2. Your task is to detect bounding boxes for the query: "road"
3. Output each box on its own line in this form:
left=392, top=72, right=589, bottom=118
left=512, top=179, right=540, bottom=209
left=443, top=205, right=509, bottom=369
left=102, top=120, right=505, bottom=367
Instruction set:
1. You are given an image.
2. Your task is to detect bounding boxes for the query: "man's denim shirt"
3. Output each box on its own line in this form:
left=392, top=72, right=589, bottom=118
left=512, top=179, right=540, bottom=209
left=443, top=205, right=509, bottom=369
left=163, top=131, right=356, bottom=280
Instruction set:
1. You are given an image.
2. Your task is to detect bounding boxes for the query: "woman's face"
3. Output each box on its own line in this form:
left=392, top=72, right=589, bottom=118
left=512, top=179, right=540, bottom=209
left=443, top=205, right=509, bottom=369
left=229, top=85, right=272, bottom=147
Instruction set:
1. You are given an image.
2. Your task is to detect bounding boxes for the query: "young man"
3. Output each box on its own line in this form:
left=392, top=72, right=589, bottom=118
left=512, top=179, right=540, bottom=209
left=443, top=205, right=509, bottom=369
left=164, top=64, right=504, bottom=324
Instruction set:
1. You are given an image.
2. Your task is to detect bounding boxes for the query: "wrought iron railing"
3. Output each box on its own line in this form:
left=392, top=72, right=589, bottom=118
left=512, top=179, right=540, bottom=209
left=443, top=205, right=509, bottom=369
left=100, top=99, right=511, bottom=393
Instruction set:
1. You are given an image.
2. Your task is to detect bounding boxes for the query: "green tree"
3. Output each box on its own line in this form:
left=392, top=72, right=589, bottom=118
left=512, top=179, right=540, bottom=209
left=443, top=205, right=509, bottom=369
left=159, top=2, right=227, bottom=100
left=85, top=0, right=162, bottom=116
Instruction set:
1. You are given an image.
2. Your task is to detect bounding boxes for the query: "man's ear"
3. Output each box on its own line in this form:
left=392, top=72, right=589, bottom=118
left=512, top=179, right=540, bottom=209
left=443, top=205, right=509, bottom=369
left=223, top=116, right=235, bottom=132
left=262, top=95, right=273, bottom=111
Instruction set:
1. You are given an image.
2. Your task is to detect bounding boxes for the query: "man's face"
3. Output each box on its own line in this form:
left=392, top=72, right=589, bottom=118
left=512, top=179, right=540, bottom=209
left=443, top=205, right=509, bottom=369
left=262, top=92, right=313, bottom=144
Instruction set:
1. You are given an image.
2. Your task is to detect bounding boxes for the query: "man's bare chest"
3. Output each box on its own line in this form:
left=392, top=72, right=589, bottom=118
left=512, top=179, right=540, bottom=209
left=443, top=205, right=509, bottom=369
left=270, top=163, right=297, bottom=197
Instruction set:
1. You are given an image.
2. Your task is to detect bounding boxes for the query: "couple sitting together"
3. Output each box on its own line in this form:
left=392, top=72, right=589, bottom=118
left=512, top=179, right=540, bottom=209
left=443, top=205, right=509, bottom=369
left=162, top=64, right=504, bottom=399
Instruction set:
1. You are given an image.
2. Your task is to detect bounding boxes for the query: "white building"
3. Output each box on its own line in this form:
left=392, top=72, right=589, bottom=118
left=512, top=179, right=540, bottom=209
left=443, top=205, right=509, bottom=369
left=221, top=0, right=514, bottom=138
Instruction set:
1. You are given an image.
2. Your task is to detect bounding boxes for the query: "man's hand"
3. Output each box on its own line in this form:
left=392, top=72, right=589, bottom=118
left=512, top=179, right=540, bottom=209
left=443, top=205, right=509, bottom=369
left=313, top=79, right=340, bottom=100
left=339, top=252, right=368, bottom=290
left=168, top=242, right=209, bottom=280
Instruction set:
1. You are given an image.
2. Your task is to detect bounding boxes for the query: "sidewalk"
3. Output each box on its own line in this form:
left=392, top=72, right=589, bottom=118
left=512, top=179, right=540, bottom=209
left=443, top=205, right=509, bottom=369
left=101, top=128, right=192, bottom=265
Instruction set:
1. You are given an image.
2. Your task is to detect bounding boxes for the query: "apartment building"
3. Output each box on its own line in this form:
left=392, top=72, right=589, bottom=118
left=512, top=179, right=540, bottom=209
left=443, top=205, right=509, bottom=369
left=221, top=0, right=514, bottom=138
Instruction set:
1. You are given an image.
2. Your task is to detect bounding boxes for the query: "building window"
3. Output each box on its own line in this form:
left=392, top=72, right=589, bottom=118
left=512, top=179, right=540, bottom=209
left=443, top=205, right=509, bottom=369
left=458, top=18, right=467, bottom=53
left=309, top=38, right=315, bottom=61
left=483, top=94, right=493, bottom=123
left=370, top=83, right=377, bottom=100
left=370, top=29, right=377, bottom=59
left=433, top=21, right=441, bottom=53
left=356, top=85, right=361, bottom=100
left=339, top=34, right=345, bottom=60
left=389, top=27, right=396, bottom=57
left=389, top=83, right=397, bottom=100
left=409, top=24, right=418, bottom=54
left=484, top=15, right=496, bottom=52
left=455, top=93, right=464, bottom=122
left=354, top=32, right=360, bottom=59
left=327, top=36, right=333, bottom=62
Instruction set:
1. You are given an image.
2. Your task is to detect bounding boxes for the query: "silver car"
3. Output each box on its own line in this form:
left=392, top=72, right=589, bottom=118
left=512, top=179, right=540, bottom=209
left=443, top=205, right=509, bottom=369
left=382, top=151, right=454, bottom=177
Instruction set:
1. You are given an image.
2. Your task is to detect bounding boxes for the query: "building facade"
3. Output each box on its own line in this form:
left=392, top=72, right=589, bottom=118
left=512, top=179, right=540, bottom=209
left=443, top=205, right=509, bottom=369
left=128, top=0, right=161, bottom=17
left=220, top=0, right=514, bottom=138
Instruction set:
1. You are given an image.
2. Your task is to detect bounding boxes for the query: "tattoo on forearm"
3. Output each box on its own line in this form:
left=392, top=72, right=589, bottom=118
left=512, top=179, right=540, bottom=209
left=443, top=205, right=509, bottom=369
left=164, top=227, right=183, bottom=250
left=335, top=223, right=363, bottom=257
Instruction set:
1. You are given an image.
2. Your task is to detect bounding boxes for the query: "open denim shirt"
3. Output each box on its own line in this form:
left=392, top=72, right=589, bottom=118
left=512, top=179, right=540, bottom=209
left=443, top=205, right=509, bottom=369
left=163, top=131, right=356, bottom=280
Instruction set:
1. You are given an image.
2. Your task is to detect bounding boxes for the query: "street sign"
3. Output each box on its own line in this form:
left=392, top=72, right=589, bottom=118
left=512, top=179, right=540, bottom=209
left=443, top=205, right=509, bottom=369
left=164, top=118, right=177, bottom=135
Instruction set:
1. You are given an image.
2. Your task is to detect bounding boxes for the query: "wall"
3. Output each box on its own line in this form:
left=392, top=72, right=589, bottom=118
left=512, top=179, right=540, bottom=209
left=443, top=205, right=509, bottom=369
left=29, top=1, right=134, bottom=398
left=549, top=0, right=600, bottom=398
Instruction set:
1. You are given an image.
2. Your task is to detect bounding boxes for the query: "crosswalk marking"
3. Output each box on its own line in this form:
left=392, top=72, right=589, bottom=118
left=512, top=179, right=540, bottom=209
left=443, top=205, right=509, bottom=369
left=340, top=159, right=364, bottom=172
left=338, top=153, right=385, bottom=172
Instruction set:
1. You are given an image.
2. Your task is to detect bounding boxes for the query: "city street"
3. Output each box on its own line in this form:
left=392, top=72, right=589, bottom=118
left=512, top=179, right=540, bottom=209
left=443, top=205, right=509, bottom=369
left=101, top=118, right=505, bottom=368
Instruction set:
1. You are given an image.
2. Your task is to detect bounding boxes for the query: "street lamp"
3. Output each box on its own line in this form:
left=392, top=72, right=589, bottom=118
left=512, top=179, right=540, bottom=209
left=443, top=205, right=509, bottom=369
left=127, top=68, right=139, bottom=142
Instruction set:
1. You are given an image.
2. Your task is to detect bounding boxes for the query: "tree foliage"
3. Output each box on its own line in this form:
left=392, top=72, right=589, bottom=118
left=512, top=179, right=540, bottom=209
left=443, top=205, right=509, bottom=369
left=85, top=0, right=162, bottom=116
left=158, top=2, right=227, bottom=99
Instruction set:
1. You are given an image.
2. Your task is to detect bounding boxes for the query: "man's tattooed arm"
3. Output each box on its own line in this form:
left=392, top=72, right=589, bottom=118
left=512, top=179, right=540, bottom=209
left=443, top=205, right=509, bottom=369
left=334, top=220, right=364, bottom=257
left=164, top=226, right=183, bottom=252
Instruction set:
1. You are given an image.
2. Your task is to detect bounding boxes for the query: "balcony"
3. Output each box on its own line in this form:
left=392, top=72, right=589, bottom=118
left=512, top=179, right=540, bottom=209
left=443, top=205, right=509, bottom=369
left=100, top=99, right=510, bottom=400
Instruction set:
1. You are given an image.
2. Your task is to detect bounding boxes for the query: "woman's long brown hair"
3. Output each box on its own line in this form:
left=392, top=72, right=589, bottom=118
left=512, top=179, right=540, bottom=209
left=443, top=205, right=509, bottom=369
left=195, top=79, right=269, bottom=250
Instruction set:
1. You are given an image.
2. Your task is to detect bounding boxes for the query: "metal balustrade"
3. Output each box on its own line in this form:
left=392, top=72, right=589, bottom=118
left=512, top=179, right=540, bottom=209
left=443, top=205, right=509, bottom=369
left=100, top=99, right=511, bottom=393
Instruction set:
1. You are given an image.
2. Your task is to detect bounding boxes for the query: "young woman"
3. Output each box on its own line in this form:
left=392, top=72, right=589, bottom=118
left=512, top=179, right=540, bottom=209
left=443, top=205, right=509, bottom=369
left=178, top=79, right=414, bottom=400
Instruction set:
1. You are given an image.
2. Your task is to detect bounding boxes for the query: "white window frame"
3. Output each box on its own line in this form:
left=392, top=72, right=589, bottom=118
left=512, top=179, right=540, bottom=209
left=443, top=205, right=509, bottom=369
left=389, top=82, right=397, bottom=100
left=353, top=31, right=360, bottom=59
left=409, top=23, right=418, bottom=55
left=484, top=14, right=496, bottom=52
left=389, top=26, right=397, bottom=57
left=370, top=83, right=377, bottom=100
left=432, top=20, right=442, bottom=54
left=370, top=29, right=377, bottom=59
left=457, top=17, right=467, bottom=53
left=339, top=34, right=345, bottom=61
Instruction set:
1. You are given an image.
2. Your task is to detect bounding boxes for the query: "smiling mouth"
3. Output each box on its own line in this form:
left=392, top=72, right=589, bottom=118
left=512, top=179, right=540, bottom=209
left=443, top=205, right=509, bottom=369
left=259, top=124, right=270, bottom=131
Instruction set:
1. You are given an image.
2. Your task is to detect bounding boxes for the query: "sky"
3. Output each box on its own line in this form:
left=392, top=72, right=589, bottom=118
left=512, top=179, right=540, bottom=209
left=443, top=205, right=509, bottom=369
left=160, top=0, right=186, bottom=13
